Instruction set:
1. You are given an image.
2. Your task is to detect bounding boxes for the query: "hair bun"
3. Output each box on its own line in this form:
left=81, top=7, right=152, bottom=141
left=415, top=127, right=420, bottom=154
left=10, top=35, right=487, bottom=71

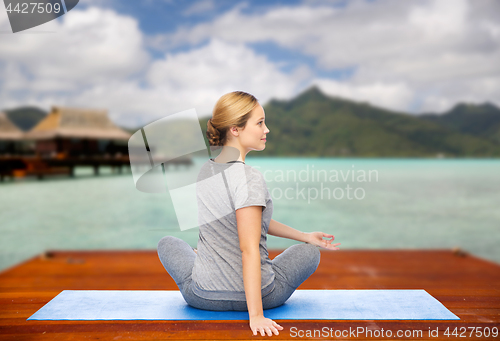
left=207, top=118, right=222, bottom=146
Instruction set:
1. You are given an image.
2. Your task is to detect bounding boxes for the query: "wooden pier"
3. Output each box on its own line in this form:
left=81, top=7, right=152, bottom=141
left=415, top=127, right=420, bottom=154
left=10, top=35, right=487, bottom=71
left=0, top=155, right=130, bottom=180
left=0, top=249, right=499, bottom=340
left=0, top=155, right=193, bottom=181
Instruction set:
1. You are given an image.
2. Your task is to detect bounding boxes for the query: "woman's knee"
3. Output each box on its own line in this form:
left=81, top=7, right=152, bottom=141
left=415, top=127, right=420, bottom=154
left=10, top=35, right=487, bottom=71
left=299, top=243, right=321, bottom=269
left=157, top=235, right=181, bottom=251
left=157, top=236, right=185, bottom=266
left=157, top=236, right=187, bottom=258
left=276, top=243, right=321, bottom=274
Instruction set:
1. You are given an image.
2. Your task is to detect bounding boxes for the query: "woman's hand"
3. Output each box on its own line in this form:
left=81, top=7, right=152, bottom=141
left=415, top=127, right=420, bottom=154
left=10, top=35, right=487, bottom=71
left=249, top=315, right=283, bottom=336
left=305, top=232, right=341, bottom=250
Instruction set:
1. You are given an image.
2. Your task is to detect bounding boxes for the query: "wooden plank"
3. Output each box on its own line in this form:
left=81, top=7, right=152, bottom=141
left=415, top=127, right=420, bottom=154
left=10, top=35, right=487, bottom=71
left=1, top=249, right=499, bottom=340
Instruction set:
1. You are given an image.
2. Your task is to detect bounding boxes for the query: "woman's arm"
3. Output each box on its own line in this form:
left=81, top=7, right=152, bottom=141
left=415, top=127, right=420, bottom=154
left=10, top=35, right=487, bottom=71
left=268, top=218, right=308, bottom=242
left=236, top=206, right=282, bottom=336
left=268, top=219, right=341, bottom=250
left=236, top=206, right=264, bottom=317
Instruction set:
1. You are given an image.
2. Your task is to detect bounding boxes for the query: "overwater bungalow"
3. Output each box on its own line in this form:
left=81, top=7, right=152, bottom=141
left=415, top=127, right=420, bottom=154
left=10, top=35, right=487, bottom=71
left=0, top=106, right=133, bottom=180
left=23, top=106, right=130, bottom=158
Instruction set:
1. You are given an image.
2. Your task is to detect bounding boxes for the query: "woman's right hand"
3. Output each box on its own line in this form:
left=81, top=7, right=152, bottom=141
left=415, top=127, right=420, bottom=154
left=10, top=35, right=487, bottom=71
left=305, top=232, right=341, bottom=250
left=250, top=315, right=283, bottom=336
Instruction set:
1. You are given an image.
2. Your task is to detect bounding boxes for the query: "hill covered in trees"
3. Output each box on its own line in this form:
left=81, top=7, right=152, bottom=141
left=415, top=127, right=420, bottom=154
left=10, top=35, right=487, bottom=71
left=420, top=102, right=500, bottom=145
left=199, top=86, right=500, bottom=157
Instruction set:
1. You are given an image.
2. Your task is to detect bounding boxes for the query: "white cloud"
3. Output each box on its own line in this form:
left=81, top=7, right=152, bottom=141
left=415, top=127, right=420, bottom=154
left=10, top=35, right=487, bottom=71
left=0, top=6, right=150, bottom=126
left=183, top=0, right=217, bottom=16
left=315, top=79, right=414, bottom=113
left=95, top=38, right=311, bottom=126
left=0, top=6, right=149, bottom=89
left=152, top=0, right=500, bottom=113
left=0, top=5, right=311, bottom=128
left=1, top=0, right=499, bottom=128
left=146, top=38, right=309, bottom=96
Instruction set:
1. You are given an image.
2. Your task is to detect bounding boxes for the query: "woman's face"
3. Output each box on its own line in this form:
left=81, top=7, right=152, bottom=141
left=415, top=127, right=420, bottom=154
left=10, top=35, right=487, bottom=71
left=237, top=103, right=270, bottom=152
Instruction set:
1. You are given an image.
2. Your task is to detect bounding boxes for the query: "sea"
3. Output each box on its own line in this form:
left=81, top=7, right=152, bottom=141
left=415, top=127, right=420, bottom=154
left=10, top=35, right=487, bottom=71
left=1, top=157, right=499, bottom=272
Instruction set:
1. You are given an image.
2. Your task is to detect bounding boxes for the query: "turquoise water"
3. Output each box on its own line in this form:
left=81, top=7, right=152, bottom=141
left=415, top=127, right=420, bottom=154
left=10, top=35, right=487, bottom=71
left=1, top=157, right=499, bottom=272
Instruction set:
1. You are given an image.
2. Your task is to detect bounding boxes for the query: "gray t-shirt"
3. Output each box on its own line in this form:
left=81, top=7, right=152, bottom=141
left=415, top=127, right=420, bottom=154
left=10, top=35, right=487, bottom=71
left=191, top=158, right=275, bottom=301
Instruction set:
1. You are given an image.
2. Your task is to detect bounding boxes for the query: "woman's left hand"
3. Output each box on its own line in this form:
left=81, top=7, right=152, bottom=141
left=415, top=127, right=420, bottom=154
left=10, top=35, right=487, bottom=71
left=305, top=232, right=341, bottom=250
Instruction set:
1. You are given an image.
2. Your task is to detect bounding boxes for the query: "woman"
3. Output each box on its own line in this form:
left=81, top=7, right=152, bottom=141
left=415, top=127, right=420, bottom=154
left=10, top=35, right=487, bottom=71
left=157, top=91, right=340, bottom=337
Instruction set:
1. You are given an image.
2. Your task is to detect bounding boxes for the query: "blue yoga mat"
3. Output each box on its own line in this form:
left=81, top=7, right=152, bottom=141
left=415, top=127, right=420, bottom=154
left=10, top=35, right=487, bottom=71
left=27, top=289, right=459, bottom=321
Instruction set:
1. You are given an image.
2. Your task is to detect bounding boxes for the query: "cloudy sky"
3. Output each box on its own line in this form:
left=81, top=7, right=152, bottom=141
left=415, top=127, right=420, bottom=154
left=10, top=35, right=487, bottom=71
left=0, top=0, right=499, bottom=128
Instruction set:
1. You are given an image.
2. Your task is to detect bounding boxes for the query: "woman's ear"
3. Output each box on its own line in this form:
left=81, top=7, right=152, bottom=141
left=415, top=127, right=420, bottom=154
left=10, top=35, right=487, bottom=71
left=229, top=126, right=239, bottom=137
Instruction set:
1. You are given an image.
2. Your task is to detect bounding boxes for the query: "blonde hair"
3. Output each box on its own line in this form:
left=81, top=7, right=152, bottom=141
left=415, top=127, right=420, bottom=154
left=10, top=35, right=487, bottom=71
left=206, top=91, right=259, bottom=146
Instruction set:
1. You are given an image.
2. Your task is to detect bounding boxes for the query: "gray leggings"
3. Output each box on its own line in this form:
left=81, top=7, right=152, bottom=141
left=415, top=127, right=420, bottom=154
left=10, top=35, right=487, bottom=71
left=157, top=236, right=321, bottom=311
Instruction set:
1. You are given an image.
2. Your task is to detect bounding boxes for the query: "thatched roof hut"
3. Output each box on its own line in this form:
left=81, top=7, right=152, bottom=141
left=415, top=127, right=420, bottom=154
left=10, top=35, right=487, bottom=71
left=0, top=112, right=24, bottom=140
left=24, top=106, right=130, bottom=140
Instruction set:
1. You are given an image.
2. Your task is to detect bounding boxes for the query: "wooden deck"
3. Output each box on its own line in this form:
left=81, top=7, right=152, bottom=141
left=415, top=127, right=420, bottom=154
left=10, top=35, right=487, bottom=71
left=0, top=155, right=192, bottom=181
left=0, top=249, right=499, bottom=340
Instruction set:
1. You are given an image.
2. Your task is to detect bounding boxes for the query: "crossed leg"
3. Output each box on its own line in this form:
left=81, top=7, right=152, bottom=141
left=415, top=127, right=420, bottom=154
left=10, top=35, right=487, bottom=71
left=157, top=236, right=321, bottom=311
